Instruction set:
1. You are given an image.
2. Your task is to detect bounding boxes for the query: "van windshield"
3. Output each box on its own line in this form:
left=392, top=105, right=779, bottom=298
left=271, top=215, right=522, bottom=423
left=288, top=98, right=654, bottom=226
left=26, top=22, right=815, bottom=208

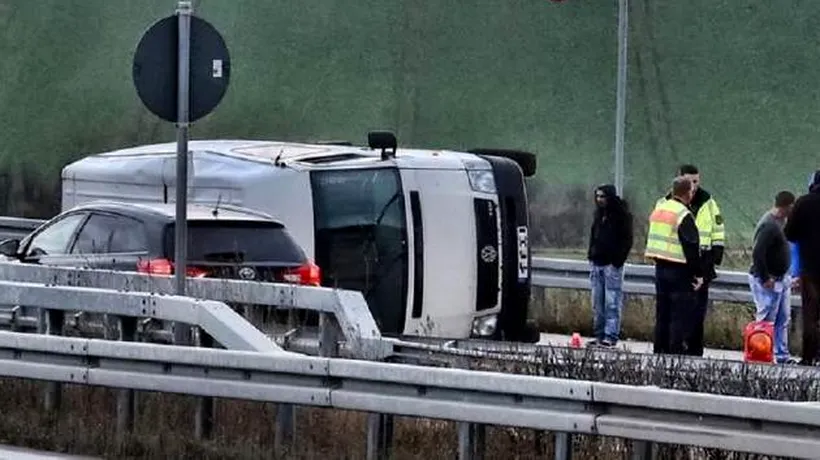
left=310, top=167, right=409, bottom=335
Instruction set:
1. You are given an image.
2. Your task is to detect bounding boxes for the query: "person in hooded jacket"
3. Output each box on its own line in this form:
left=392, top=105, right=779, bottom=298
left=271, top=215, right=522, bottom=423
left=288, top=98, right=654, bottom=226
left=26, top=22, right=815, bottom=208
left=587, top=184, right=634, bottom=347
left=784, top=170, right=820, bottom=365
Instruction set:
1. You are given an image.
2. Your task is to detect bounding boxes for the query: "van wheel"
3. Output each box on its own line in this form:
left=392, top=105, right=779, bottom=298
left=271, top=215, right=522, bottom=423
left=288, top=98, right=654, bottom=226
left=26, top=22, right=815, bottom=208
left=468, top=149, right=537, bottom=177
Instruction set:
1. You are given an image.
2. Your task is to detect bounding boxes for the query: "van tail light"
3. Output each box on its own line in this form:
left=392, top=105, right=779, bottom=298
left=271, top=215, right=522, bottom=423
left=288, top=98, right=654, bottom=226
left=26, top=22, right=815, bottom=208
left=282, top=260, right=322, bottom=286
left=136, top=258, right=209, bottom=278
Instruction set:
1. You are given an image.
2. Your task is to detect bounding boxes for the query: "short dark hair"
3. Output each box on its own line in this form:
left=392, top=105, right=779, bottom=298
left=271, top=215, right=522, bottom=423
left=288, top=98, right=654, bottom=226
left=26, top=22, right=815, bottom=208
left=774, top=190, right=795, bottom=208
left=677, top=164, right=699, bottom=176
left=671, top=176, right=692, bottom=197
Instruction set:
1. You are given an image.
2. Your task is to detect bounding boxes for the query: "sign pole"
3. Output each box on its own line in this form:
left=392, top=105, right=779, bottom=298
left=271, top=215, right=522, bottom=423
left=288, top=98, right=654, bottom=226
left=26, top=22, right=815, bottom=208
left=174, top=0, right=191, bottom=342
left=614, top=0, right=628, bottom=197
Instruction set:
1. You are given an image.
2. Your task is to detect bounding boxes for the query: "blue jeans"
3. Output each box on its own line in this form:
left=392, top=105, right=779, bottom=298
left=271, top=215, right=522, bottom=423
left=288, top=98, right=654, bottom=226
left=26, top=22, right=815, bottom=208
left=590, top=264, right=625, bottom=343
left=748, top=274, right=791, bottom=363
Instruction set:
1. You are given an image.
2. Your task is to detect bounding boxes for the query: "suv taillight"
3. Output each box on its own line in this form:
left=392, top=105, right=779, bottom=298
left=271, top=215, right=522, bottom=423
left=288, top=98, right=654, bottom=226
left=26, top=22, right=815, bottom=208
left=136, top=258, right=209, bottom=278
left=282, top=260, right=322, bottom=286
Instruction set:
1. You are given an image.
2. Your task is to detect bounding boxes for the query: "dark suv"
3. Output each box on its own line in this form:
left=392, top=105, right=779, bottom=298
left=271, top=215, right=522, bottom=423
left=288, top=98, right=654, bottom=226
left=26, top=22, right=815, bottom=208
left=0, top=201, right=320, bottom=285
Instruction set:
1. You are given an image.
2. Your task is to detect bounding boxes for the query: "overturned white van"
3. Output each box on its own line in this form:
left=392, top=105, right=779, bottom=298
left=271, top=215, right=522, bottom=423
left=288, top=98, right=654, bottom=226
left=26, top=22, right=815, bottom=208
left=60, top=132, right=538, bottom=342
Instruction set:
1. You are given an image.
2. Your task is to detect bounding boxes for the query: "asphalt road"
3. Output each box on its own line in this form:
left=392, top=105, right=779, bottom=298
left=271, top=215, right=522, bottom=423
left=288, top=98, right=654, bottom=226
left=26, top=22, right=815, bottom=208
left=0, top=445, right=99, bottom=460
left=538, top=332, right=745, bottom=361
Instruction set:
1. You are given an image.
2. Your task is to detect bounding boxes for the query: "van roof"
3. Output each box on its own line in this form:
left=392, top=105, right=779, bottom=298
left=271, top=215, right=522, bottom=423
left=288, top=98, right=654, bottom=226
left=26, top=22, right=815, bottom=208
left=94, top=139, right=480, bottom=169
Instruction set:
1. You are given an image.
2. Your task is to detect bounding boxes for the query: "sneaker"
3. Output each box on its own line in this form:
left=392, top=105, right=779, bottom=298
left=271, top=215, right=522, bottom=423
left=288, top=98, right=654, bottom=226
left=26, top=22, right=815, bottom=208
left=599, top=340, right=616, bottom=348
left=778, top=357, right=800, bottom=365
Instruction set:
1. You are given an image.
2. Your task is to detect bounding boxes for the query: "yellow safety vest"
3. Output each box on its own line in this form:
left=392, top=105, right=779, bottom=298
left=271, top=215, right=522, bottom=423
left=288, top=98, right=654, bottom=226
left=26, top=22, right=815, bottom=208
left=655, top=195, right=724, bottom=250
left=645, top=198, right=692, bottom=264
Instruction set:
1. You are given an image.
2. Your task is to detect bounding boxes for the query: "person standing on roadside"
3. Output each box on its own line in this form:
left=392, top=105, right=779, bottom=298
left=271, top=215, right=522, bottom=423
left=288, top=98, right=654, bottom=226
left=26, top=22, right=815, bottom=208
left=586, top=184, right=634, bottom=348
left=784, top=170, right=820, bottom=366
left=658, top=164, right=725, bottom=357
left=748, top=191, right=797, bottom=364
left=645, top=177, right=704, bottom=355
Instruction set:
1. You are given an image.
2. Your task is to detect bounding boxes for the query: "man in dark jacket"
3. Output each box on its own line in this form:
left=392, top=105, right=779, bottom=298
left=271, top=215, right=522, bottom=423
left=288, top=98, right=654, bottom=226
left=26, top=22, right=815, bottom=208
left=646, top=176, right=704, bottom=355
left=749, top=191, right=796, bottom=364
left=665, top=164, right=725, bottom=357
left=587, top=184, right=634, bottom=347
left=784, top=170, right=820, bottom=365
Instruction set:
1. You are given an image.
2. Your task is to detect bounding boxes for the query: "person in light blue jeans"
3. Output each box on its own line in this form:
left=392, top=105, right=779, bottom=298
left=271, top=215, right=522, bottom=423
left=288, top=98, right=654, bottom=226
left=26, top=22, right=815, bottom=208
left=590, top=264, right=626, bottom=346
left=587, top=184, right=633, bottom=347
left=748, top=191, right=797, bottom=364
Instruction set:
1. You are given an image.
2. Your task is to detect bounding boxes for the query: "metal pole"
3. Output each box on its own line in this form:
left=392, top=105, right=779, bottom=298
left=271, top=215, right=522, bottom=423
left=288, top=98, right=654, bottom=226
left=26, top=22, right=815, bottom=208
left=174, top=0, right=192, bottom=344
left=614, top=0, right=629, bottom=196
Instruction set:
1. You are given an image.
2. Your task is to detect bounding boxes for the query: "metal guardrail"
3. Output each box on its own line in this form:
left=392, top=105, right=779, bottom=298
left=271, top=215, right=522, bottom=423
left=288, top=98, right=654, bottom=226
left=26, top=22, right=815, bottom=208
left=531, top=256, right=801, bottom=307
left=1, top=331, right=819, bottom=459
left=0, top=279, right=283, bottom=353
left=0, top=260, right=389, bottom=360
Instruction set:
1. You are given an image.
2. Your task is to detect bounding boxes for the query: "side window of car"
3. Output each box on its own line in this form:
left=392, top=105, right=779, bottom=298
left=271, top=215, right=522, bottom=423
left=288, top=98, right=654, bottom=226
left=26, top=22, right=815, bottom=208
left=24, top=213, right=88, bottom=258
left=108, top=217, right=148, bottom=253
left=71, top=214, right=119, bottom=255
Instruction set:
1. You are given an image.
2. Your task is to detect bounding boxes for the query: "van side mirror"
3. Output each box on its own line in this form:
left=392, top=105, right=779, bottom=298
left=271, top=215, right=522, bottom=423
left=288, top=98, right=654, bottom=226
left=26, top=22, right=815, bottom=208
left=0, top=239, right=20, bottom=258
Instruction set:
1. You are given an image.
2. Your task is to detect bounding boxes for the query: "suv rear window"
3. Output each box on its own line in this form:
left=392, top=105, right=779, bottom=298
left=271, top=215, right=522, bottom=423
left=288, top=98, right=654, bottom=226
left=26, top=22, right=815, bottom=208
left=164, top=220, right=306, bottom=264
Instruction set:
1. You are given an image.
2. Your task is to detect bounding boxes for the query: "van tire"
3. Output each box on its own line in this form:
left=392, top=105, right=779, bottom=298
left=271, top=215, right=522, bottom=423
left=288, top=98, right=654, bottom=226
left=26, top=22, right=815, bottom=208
left=468, top=149, right=537, bottom=177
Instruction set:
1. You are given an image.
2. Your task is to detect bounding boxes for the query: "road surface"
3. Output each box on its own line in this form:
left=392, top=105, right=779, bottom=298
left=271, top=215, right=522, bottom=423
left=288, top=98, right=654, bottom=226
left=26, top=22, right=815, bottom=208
left=0, top=445, right=99, bottom=460
left=538, top=332, right=745, bottom=361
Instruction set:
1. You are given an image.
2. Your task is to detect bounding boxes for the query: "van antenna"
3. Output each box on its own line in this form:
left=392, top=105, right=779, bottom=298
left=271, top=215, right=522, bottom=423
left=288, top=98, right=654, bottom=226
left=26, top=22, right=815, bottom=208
left=274, top=146, right=285, bottom=167
left=212, top=193, right=223, bottom=217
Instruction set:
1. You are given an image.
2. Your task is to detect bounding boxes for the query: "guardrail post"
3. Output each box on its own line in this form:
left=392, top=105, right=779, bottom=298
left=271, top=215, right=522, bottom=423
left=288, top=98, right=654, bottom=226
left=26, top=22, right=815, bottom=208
left=554, top=432, right=572, bottom=460
left=458, top=422, right=485, bottom=460
left=116, top=316, right=137, bottom=437
left=274, top=403, right=295, bottom=456
left=194, top=327, right=215, bottom=440
left=41, top=308, right=64, bottom=413
left=631, top=440, right=654, bottom=460
left=366, top=413, right=394, bottom=460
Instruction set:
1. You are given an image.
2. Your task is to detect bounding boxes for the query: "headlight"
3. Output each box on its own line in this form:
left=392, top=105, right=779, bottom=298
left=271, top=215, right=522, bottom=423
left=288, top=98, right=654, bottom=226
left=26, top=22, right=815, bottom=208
left=467, top=170, right=496, bottom=194
left=471, top=314, right=497, bottom=337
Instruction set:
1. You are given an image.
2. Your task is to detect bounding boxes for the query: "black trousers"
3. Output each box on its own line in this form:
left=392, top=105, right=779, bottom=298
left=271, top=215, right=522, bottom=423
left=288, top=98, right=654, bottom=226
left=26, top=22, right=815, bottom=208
left=800, top=273, right=820, bottom=365
left=653, top=264, right=697, bottom=355
left=683, top=281, right=709, bottom=356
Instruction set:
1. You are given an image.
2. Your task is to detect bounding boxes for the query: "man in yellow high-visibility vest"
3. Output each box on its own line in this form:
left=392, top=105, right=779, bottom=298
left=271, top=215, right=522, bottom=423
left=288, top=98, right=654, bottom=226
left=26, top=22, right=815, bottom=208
left=645, top=176, right=704, bottom=355
left=656, top=164, right=725, bottom=357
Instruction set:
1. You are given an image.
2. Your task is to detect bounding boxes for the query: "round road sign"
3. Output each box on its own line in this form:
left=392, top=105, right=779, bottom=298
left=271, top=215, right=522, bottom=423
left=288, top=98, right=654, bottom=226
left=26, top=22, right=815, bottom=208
left=132, top=14, right=231, bottom=123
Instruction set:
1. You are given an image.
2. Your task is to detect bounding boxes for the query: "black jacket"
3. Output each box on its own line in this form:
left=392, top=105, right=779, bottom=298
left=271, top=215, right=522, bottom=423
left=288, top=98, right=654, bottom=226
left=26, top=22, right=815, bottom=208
left=664, top=187, right=723, bottom=280
left=587, top=184, right=634, bottom=268
left=785, top=187, right=820, bottom=276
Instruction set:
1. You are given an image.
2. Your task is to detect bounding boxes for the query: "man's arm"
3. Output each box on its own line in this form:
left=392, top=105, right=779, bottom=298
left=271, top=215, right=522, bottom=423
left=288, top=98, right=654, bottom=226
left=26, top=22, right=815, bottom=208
left=751, top=223, right=775, bottom=282
left=587, top=221, right=595, bottom=260
left=784, top=198, right=804, bottom=243
left=678, top=213, right=703, bottom=278
left=709, top=198, right=725, bottom=266
left=614, top=210, right=634, bottom=267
